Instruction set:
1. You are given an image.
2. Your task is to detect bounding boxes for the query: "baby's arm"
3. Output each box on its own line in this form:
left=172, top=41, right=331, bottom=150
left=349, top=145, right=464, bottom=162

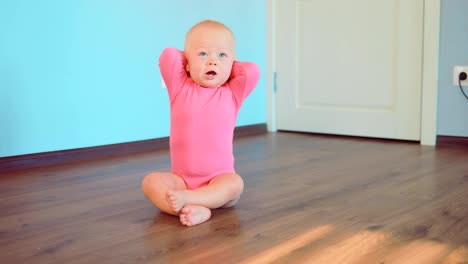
left=228, top=61, right=261, bottom=105
left=159, top=47, right=188, bottom=101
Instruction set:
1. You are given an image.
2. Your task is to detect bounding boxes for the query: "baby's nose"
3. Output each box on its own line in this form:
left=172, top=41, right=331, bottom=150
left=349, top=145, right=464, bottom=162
left=208, top=58, right=217, bottom=65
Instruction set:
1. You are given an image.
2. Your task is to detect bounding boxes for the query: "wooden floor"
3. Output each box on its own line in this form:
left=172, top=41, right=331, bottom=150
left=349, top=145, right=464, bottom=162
left=1, top=132, right=468, bottom=263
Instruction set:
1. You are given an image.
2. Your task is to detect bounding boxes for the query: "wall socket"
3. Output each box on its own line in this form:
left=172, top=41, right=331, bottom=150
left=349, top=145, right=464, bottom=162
left=453, top=66, right=468, bottom=87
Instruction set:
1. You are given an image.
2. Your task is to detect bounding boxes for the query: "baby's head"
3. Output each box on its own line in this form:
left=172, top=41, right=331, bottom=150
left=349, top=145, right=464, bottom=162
left=184, top=20, right=236, bottom=88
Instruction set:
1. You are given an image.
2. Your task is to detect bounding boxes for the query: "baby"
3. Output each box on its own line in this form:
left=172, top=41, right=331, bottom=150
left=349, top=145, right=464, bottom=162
left=142, top=20, right=260, bottom=226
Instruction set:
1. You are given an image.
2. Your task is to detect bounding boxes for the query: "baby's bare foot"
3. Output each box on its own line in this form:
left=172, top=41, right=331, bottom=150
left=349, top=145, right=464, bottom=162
left=166, top=190, right=187, bottom=213
left=179, top=205, right=211, bottom=227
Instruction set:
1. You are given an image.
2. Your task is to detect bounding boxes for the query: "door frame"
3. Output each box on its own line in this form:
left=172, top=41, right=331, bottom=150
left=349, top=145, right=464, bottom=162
left=265, top=0, right=440, bottom=146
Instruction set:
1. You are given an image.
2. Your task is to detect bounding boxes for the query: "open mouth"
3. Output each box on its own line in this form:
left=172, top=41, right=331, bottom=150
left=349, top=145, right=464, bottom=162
left=206, top=70, right=217, bottom=76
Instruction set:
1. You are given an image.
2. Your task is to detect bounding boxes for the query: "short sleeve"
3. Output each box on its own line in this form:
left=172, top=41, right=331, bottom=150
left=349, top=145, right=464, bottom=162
left=228, top=61, right=261, bottom=105
left=159, top=47, right=188, bottom=102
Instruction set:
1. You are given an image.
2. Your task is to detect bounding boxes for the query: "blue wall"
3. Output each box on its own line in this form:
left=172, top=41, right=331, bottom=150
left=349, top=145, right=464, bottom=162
left=0, top=1, right=266, bottom=157
left=437, top=0, right=468, bottom=137
left=3, top=1, right=465, bottom=158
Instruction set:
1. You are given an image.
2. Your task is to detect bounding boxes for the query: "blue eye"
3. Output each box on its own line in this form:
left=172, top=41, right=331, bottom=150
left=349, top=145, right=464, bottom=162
left=219, top=53, right=227, bottom=58
left=199, top=52, right=207, bottom=57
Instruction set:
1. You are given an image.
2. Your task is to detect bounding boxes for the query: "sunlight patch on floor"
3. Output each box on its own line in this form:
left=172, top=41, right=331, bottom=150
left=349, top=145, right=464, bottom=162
left=240, top=225, right=335, bottom=264
left=382, top=240, right=449, bottom=264
left=441, top=244, right=468, bottom=264
left=239, top=227, right=466, bottom=263
left=300, top=230, right=387, bottom=263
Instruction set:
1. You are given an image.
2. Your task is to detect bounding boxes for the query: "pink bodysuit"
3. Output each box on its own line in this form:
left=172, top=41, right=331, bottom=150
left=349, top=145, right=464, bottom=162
left=159, top=47, right=260, bottom=190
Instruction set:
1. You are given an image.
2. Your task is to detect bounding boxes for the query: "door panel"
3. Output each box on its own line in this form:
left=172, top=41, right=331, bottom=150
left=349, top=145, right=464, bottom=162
left=276, top=0, right=423, bottom=140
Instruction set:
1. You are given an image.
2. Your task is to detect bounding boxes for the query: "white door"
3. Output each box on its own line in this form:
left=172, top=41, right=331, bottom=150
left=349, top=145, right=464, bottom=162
left=276, top=0, right=423, bottom=140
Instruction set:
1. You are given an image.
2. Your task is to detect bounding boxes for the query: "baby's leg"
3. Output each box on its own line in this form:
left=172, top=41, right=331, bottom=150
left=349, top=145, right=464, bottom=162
left=141, top=172, right=187, bottom=215
left=168, top=173, right=244, bottom=210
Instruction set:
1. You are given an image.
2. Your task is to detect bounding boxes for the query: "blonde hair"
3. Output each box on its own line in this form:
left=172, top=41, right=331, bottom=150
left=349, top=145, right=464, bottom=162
left=184, top=20, right=235, bottom=51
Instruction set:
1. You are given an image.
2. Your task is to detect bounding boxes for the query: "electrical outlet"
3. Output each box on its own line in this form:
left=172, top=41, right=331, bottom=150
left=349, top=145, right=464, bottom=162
left=453, top=66, right=468, bottom=87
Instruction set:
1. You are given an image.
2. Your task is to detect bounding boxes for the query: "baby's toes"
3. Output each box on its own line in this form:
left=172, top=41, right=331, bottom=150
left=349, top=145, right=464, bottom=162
left=179, top=214, right=186, bottom=224
left=185, top=219, right=193, bottom=226
left=181, top=207, right=191, bottom=214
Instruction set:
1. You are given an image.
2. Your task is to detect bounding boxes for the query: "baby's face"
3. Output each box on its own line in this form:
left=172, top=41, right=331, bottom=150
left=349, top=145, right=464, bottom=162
left=185, top=26, right=235, bottom=88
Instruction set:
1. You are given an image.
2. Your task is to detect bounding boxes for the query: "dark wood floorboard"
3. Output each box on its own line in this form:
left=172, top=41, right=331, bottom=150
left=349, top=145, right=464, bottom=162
left=1, top=132, right=468, bottom=263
